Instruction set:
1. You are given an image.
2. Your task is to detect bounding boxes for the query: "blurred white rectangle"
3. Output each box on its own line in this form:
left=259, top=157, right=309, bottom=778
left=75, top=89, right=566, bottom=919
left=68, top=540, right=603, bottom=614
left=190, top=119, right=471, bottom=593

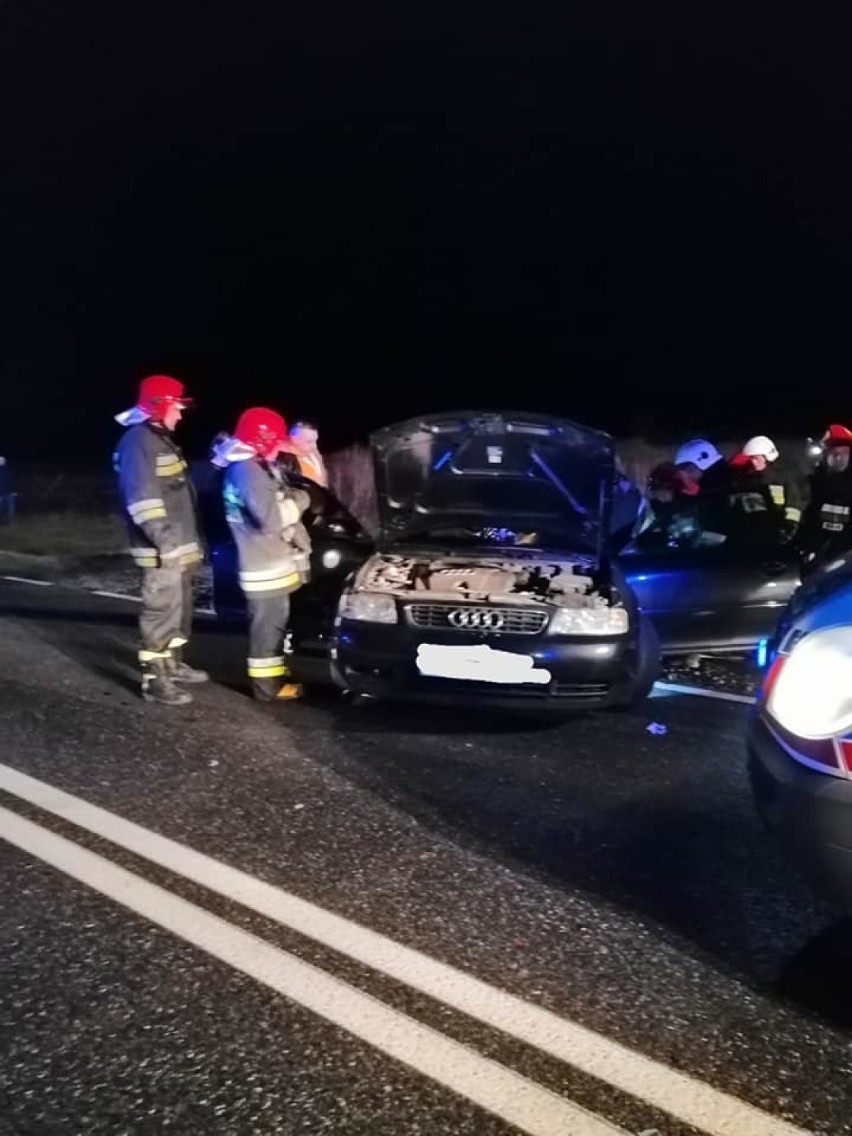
left=416, top=643, right=551, bottom=684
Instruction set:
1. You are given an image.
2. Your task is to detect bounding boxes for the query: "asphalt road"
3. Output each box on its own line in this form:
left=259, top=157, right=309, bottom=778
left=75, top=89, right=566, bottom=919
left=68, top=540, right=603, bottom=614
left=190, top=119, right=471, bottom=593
left=1, top=577, right=851, bottom=1136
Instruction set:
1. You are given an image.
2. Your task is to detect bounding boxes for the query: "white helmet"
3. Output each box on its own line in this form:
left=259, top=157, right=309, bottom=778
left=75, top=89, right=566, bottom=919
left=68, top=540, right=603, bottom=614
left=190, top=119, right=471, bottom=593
left=674, top=439, right=722, bottom=471
left=742, top=435, right=779, bottom=462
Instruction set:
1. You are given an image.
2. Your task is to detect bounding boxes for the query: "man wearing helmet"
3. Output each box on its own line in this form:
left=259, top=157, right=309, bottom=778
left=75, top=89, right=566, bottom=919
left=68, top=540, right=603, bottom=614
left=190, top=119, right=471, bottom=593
left=726, top=435, right=790, bottom=547
left=113, top=375, right=208, bottom=705
left=221, top=408, right=312, bottom=700
left=673, top=438, right=731, bottom=538
left=799, top=424, right=852, bottom=575
left=738, top=436, right=802, bottom=532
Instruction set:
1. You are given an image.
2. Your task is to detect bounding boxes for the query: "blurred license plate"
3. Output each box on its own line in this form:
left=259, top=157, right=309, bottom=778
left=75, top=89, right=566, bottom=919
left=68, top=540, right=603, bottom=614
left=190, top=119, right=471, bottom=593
left=416, top=643, right=551, bottom=685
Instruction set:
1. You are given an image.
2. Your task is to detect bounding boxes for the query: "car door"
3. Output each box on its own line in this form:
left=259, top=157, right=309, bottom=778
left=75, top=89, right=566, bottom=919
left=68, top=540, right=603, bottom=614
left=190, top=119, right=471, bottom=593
left=618, top=537, right=800, bottom=654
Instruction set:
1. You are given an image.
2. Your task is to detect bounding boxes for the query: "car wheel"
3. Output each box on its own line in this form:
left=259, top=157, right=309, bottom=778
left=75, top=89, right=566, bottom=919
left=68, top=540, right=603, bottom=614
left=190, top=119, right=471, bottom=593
left=609, top=615, right=661, bottom=710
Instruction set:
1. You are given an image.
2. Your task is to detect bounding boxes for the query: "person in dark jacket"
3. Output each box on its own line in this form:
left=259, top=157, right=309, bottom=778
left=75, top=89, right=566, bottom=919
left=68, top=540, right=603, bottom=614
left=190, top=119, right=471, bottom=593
left=0, top=456, right=15, bottom=524
left=799, top=424, right=852, bottom=575
left=674, top=439, right=731, bottom=538
left=740, top=435, right=804, bottom=531
left=113, top=375, right=208, bottom=705
left=221, top=407, right=312, bottom=701
left=726, top=448, right=785, bottom=548
left=634, top=461, right=701, bottom=548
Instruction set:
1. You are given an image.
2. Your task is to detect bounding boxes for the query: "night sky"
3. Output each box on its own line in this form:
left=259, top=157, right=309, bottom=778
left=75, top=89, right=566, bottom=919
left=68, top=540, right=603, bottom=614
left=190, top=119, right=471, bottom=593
left=1, top=3, right=849, bottom=461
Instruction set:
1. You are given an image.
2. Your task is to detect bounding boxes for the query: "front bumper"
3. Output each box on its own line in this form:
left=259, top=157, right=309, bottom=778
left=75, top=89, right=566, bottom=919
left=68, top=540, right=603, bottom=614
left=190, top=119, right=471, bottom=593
left=332, top=620, right=643, bottom=712
left=748, top=713, right=852, bottom=909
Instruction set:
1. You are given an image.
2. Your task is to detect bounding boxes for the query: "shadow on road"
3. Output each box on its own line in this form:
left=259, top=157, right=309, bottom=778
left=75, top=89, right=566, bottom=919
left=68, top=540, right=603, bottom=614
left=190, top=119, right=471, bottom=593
left=777, top=918, right=852, bottom=1028
left=303, top=695, right=838, bottom=1015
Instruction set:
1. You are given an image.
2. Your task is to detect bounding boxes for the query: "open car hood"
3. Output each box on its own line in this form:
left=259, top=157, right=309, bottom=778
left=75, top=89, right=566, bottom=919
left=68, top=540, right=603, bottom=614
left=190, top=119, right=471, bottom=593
left=371, top=411, right=616, bottom=562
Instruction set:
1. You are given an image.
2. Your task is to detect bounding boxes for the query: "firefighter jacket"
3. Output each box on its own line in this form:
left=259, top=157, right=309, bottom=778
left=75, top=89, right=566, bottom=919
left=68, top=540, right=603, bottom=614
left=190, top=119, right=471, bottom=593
left=223, top=455, right=312, bottom=597
left=726, top=455, right=784, bottom=548
left=799, top=466, right=852, bottom=563
left=113, top=422, right=202, bottom=569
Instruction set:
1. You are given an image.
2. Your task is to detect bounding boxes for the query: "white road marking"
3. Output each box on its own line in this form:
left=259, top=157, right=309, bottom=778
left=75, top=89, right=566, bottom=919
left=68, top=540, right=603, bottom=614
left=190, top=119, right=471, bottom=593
left=652, top=681, right=755, bottom=705
left=0, top=763, right=809, bottom=1136
left=0, top=575, right=53, bottom=587
left=0, top=806, right=625, bottom=1136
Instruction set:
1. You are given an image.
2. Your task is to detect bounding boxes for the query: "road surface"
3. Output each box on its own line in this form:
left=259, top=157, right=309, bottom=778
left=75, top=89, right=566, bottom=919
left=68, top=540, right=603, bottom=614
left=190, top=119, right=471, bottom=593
left=1, top=577, right=850, bottom=1136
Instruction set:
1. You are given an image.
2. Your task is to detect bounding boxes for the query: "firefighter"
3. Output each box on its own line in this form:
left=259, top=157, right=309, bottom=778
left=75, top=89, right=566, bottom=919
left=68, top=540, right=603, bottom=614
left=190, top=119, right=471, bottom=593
left=740, top=435, right=803, bottom=533
left=221, top=408, right=312, bottom=700
left=635, top=461, right=701, bottom=547
left=674, top=439, right=730, bottom=538
left=799, top=424, right=852, bottom=574
left=726, top=444, right=785, bottom=548
left=113, top=375, right=208, bottom=705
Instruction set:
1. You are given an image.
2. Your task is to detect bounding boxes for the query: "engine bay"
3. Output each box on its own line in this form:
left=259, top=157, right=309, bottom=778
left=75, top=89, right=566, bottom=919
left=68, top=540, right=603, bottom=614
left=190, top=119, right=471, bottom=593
left=357, top=554, right=617, bottom=609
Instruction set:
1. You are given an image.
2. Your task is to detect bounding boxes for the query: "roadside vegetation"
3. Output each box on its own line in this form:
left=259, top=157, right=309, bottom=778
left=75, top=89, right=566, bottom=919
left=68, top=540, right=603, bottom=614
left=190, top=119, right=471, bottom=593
left=0, top=436, right=813, bottom=560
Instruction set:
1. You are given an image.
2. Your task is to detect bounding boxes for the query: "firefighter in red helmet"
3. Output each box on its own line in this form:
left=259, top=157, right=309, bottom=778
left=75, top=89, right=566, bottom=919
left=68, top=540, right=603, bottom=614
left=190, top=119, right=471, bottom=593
left=113, top=375, right=208, bottom=704
left=799, top=424, right=852, bottom=575
left=220, top=408, right=312, bottom=700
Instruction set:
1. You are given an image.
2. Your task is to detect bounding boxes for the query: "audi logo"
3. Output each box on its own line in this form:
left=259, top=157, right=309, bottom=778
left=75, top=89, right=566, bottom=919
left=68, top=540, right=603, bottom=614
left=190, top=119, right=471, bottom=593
left=447, top=608, right=506, bottom=630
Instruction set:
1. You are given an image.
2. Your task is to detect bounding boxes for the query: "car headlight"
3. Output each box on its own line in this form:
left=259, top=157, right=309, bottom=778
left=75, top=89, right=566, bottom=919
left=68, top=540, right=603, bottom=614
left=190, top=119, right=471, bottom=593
left=549, top=606, right=629, bottom=636
left=338, top=591, right=398, bottom=624
left=766, top=626, right=852, bottom=739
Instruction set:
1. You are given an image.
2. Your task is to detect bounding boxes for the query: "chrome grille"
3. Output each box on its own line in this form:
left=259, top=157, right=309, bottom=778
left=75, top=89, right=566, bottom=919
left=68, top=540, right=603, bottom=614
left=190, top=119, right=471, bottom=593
left=407, top=604, right=548, bottom=635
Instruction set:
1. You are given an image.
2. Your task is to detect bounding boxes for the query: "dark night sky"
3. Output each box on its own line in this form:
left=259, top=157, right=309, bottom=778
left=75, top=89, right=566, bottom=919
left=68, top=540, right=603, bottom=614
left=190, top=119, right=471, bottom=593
left=1, top=3, right=849, bottom=460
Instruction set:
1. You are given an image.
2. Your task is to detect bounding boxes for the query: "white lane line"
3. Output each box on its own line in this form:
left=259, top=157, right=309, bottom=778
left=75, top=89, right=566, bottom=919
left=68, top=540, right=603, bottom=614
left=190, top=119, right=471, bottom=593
left=652, top=682, right=755, bottom=706
left=0, top=807, right=625, bottom=1136
left=0, top=763, right=809, bottom=1136
left=0, top=575, right=54, bottom=587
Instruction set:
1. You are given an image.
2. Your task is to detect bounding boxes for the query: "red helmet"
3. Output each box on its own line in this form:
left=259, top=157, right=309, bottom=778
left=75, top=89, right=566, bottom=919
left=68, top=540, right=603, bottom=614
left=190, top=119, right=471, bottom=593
left=234, top=407, right=288, bottom=458
left=823, top=424, right=852, bottom=447
left=137, top=374, right=193, bottom=420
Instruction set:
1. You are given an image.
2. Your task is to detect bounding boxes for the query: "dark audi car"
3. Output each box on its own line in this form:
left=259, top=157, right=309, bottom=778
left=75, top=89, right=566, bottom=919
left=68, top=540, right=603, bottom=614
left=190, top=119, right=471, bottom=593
left=749, top=553, right=852, bottom=907
left=212, top=411, right=660, bottom=711
left=330, top=411, right=660, bottom=711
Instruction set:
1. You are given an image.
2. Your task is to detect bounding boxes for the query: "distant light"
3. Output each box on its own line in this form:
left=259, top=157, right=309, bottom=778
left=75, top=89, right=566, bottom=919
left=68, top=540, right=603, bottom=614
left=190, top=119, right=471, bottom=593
left=432, top=449, right=452, bottom=471
left=756, top=638, right=769, bottom=668
left=322, top=549, right=342, bottom=569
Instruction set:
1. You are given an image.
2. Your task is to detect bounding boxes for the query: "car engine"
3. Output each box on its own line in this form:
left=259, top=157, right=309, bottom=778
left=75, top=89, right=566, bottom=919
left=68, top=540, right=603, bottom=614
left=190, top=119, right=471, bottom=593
left=357, top=554, right=614, bottom=609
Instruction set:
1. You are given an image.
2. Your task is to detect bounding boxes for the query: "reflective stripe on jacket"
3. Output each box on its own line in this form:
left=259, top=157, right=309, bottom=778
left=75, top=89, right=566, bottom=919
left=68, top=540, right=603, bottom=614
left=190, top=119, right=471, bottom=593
left=113, top=423, right=202, bottom=569
left=223, top=458, right=311, bottom=597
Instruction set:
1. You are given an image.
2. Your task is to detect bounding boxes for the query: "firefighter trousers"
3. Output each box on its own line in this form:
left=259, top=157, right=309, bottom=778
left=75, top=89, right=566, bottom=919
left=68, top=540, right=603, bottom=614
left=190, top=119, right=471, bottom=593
left=246, top=592, right=292, bottom=699
left=139, top=564, right=194, bottom=665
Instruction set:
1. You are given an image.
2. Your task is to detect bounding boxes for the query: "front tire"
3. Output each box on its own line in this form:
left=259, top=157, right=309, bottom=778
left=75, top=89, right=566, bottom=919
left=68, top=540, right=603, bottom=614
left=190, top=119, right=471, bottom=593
left=609, top=615, right=661, bottom=710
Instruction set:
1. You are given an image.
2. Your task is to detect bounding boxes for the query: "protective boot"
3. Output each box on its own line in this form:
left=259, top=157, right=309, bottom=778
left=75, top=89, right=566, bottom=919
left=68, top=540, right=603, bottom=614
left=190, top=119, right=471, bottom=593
left=251, top=677, right=303, bottom=701
left=275, top=682, right=303, bottom=701
left=142, top=657, right=193, bottom=706
left=167, top=647, right=209, bottom=684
